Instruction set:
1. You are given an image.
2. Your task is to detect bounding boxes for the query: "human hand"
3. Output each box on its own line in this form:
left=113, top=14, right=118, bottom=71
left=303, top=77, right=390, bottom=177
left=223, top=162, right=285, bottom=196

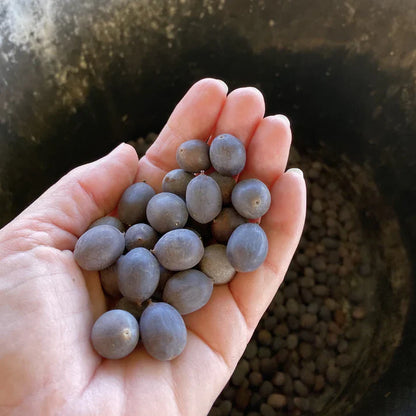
left=0, top=79, right=306, bottom=416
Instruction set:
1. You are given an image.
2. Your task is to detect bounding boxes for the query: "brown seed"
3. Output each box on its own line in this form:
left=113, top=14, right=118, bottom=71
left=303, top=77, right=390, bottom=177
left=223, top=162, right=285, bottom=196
left=337, top=338, right=349, bottom=353
left=267, top=394, right=287, bottom=409
left=287, top=334, right=299, bottom=350
left=314, top=374, right=326, bottom=392
left=260, top=358, right=277, bottom=378
left=316, top=352, right=330, bottom=373
left=326, top=332, right=338, bottom=348
left=337, top=354, right=353, bottom=367
left=231, top=359, right=250, bottom=386
left=300, top=367, right=315, bottom=387
left=283, top=375, right=294, bottom=395
left=210, top=172, right=236, bottom=205
left=272, top=372, right=285, bottom=386
left=274, top=323, right=289, bottom=337
left=299, top=342, right=313, bottom=359
left=352, top=306, right=367, bottom=320
left=249, top=371, right=263, bottom=387
left=258, top=329, right=272, bottom=346
left=235, top=386, right=251, bottom=410
left=300, top=313, right=318, bottom=329
left=294, top=397, right=310, bottom=411
left=286, top=298, right=300, bottom=315
left=326, top=366, right=340, bottom=384
left=324, top=298, right=338, bottom=311
left=260, top=403, right=277, bottom=416
left=259, top=381, right=274, bottom=398
left=211, top=207, right=246, bottom=244
left=293, top=380, right=309, bottom=397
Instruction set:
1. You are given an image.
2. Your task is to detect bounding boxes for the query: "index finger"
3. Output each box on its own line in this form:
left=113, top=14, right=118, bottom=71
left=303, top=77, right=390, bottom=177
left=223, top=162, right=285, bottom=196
left=136, top=78, right=228, bottom=190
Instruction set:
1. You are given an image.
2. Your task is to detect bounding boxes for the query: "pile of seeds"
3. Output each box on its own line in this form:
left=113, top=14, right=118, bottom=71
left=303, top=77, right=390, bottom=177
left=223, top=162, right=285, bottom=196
left=207, top=150, right=376, bottom=416
left=74, top=134, right=271, bottom=362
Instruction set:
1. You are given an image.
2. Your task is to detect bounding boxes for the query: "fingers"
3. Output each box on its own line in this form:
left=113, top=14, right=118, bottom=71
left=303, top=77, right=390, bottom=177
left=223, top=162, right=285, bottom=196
left=239, top=115, right=292, bottom=186
left=0, top=143, right=139, bottom=251
left=229, top=169, right=307, bottom=330
left=136, top=78, right=228, bottom=190
left=211, top=87, right=265, bottom=146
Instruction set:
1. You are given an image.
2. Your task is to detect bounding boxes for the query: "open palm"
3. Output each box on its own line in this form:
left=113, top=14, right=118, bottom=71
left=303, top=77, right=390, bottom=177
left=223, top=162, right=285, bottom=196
left=0, top=79, right=306, bottom=416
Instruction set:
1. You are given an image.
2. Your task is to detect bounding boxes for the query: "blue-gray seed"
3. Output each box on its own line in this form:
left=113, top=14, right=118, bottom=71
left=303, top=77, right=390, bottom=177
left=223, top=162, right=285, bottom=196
left=186, top=174, right=222, bottom=224
left=209, top=134, right=246, bottom=176
left=74, top=225, right=125, bottom=271
left=226, top=223, right=268, bottom=272
left=163, top=269, right=214, bottom=314
left=231, top=178, right=271, bottom=219
left=91, top=309, right=139, bottom=359
left=118, top=182, right=155, bottom=225
left=140, top=302, right=187, bottom=361
left=153, top=229, right=204, bottom=271
left=117, top=247, right=160, bottom=303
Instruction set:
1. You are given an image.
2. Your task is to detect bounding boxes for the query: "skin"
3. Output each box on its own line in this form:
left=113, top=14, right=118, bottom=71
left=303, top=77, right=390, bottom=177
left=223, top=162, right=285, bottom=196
left=0, top=78, right=306, bottom=416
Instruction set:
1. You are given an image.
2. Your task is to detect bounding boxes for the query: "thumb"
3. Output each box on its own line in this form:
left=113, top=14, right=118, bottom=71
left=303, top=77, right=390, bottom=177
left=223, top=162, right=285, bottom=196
left=0, top=143, right=139, bottom=252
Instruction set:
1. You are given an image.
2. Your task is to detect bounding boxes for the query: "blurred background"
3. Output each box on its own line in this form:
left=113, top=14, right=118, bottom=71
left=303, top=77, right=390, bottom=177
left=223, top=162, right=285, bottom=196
left=1, top=0, right=415, bottom=414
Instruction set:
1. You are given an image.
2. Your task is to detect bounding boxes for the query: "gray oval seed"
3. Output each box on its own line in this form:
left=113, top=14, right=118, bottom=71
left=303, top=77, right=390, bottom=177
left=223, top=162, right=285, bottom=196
left=74, top=225, right=125, bottom=271
left=100, top=262, right=121, bottom=297
left=176, top=139, right=210, bottom=173
left=186, top=174, right=222, bottom=224
left=162, top=169, right=194, bottom=198
left=231, top=178, right=271, bottom=219
left=140, top=302, right=187, bottom=361
left=125, top=223, right=159, bottom=251
left=118, top=247, right=160, bottom=303
left=226, top=223, right=268, bottom=272
left=163, top=269, right=214, bottom=314
left=209, top=134, right=246, bottom=176
left=118, top=182, right=155, bottom=225
left=88, top=216, right=125, bottom=232
left=91, top=309, right=139, bottom=359
left=146, top=192, right=188, bottom=233
left=153, top=229, right=204, bottom=271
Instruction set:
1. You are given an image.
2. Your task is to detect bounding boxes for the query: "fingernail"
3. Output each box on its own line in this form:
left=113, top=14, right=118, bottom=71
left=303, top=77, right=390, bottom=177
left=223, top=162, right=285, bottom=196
left=277, top=114, right=291, bottom=127
left=214, top=78, right=228, bottom=93
left=287, top=168, right=304, bottom=178
left=109, top=142, right=127, bottom=154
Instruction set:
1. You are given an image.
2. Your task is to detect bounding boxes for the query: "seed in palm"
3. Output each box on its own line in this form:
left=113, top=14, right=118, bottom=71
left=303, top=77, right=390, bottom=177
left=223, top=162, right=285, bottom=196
left=226, top=223, right=269, bottom=272
left=118, top=182, right=155, bottom=225
left=231, top=178, right=271, bottom=219
left=186, top=173, right=222, bottom=224
left=209, top=171, right=236, bottom=205
left=209, top=134, right=246, bottom=176
left=211, top=207, right=246, bottom=244
left=162, top=169, right=194, bottom=199
left=88, top=216, right=125, bottom=232
left=146, top=192, right=188, bottom=234
left=125, top=223, right=159, bottom=251
left=153, top=229, right=204, bottom=271
left=118, top=247, right=160, bottom=303
left=91, top=309, right=139, bottom=359
left=200, top=244, right=236, bottom=284
left=163, top=269, right=214, bottom=315
left=176, top=139, right=211, bottom=173
left=140, top=302, right=187, bottom=361
left=74, top=225, right=125, bottom=271
left=100, top=262, right=121, bottom=297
